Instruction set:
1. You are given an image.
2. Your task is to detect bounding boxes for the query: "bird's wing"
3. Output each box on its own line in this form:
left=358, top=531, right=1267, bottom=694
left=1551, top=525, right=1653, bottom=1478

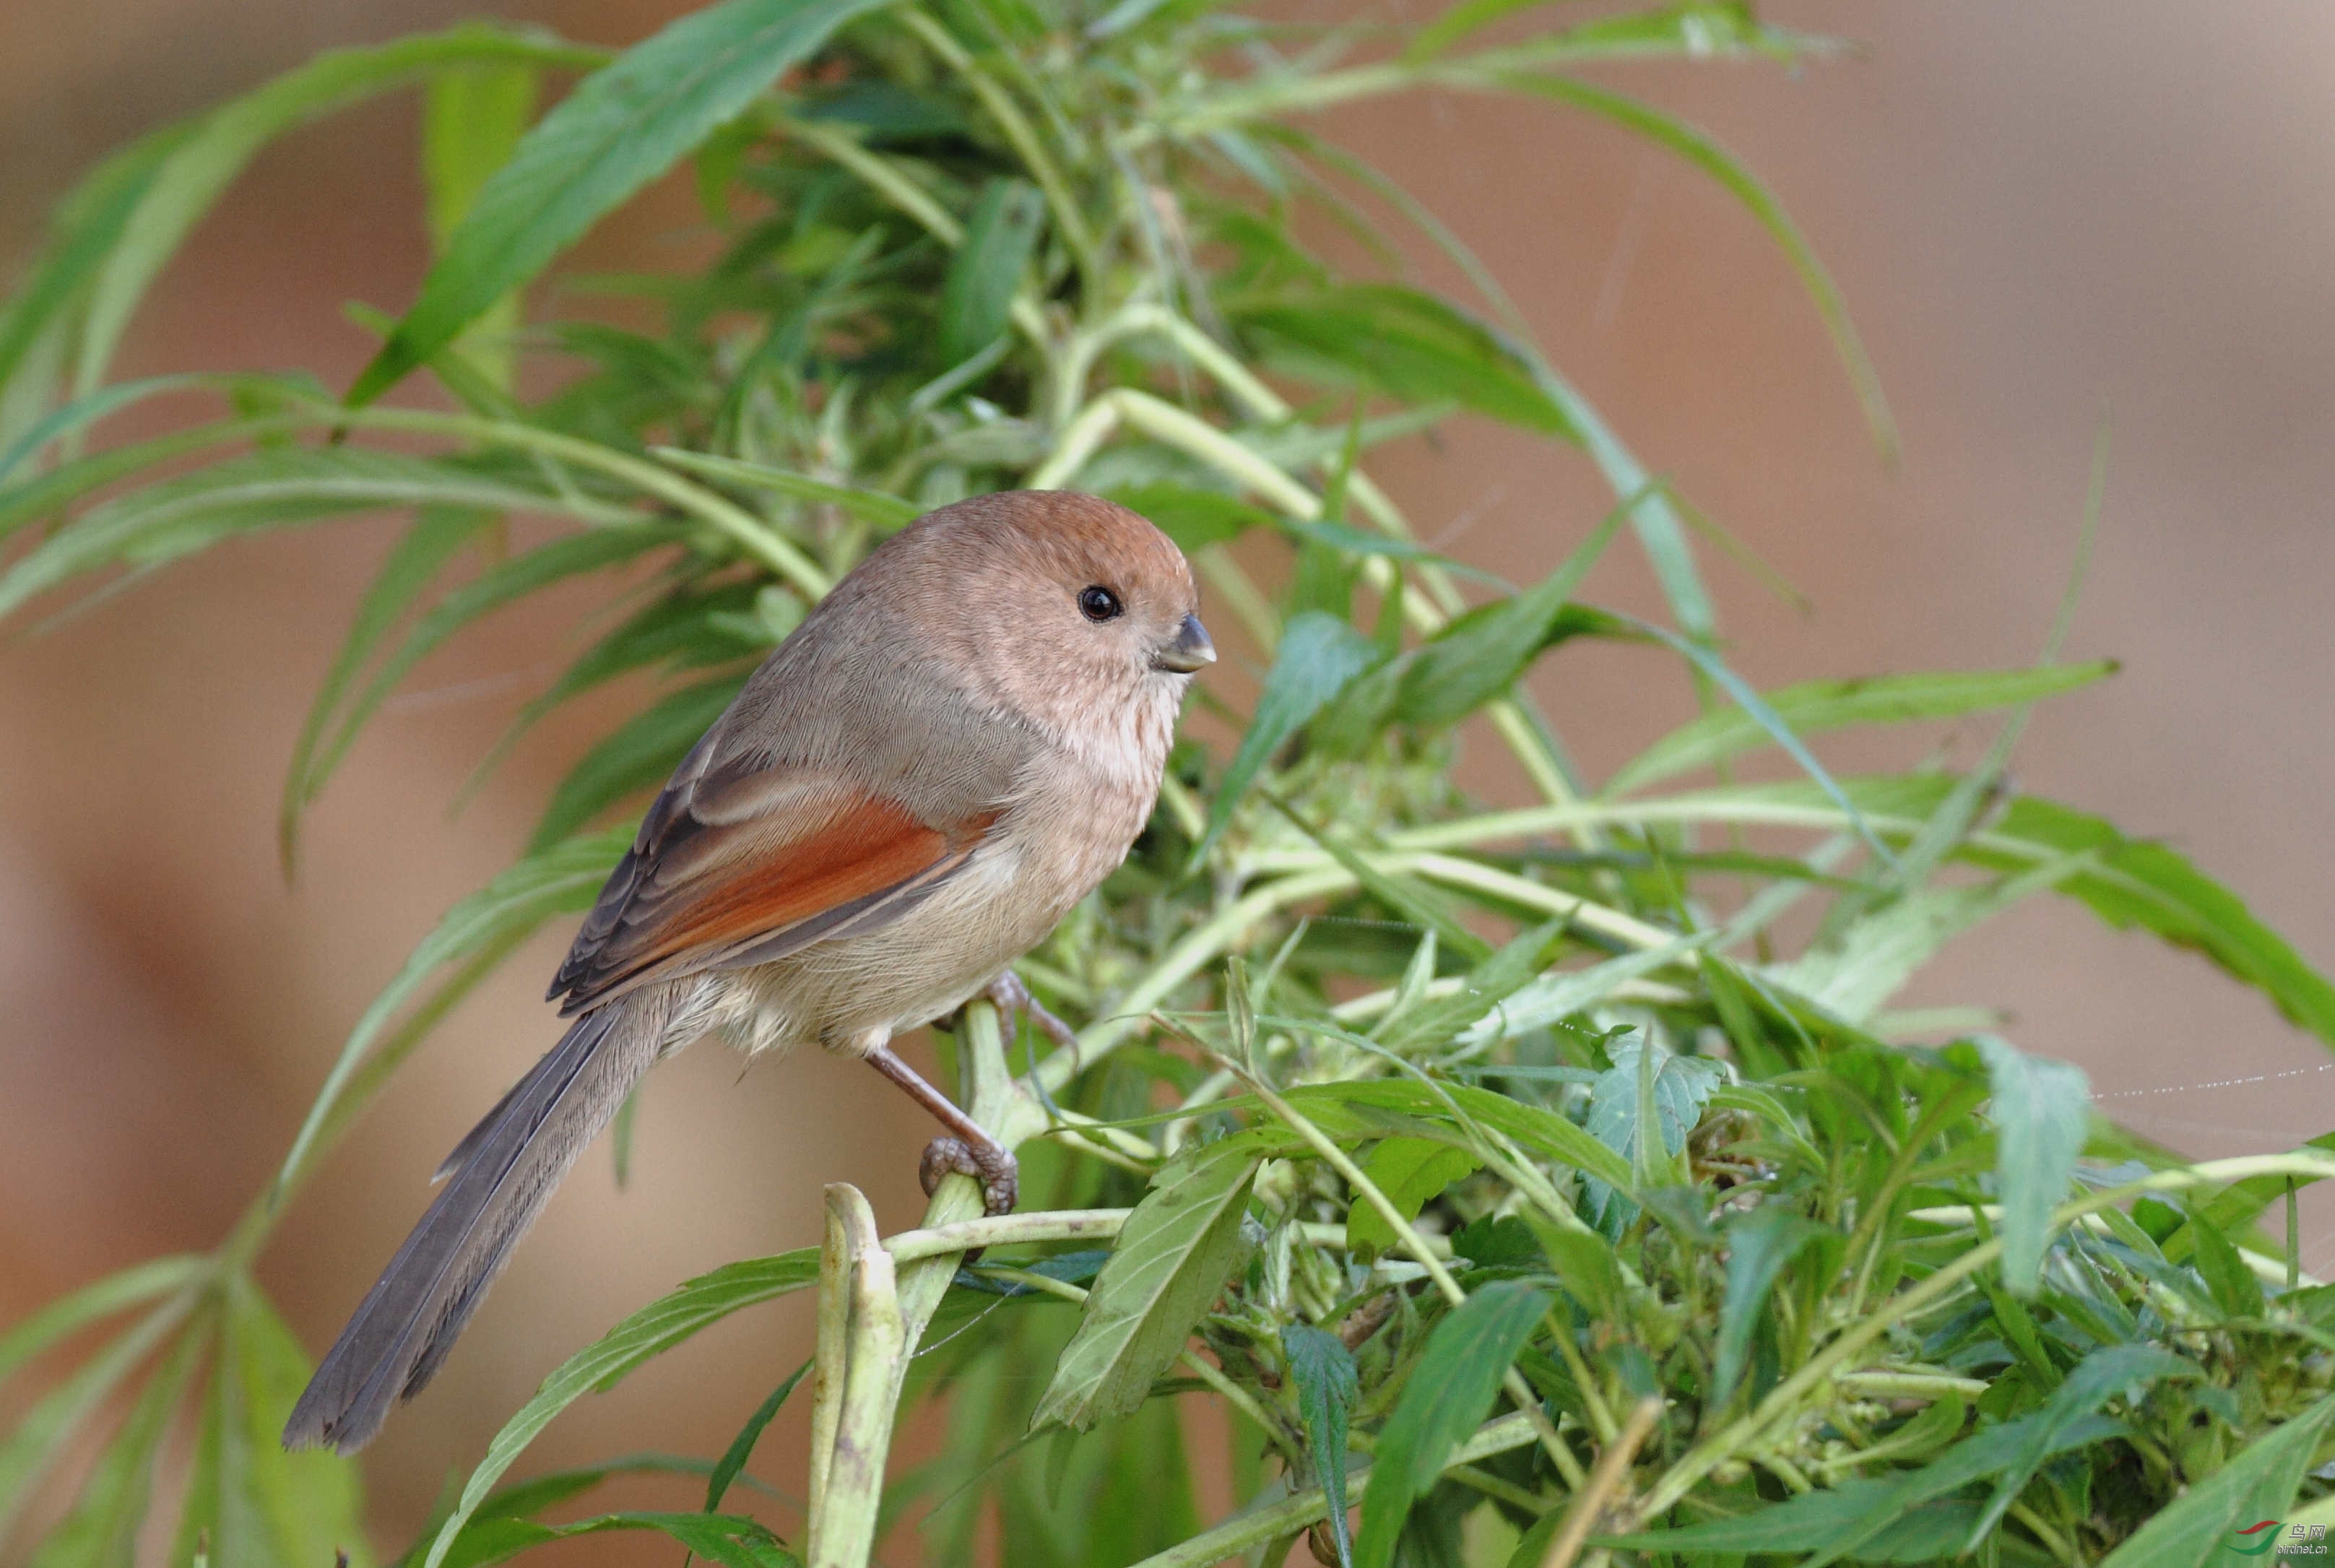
left=548, top=727, right=1000, bottom=1014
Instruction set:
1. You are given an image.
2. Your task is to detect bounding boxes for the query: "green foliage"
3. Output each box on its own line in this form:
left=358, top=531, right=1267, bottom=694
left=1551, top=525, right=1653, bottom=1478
left=3, top=0, right=2332, bottom=1564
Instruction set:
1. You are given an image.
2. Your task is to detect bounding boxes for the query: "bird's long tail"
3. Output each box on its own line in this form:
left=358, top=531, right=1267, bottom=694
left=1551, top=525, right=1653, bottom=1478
left=282, top=994, right=662, bottom=1453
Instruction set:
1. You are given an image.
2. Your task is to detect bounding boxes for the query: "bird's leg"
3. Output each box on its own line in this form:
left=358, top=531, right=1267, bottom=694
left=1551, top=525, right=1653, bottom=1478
left=864, top=1044, right=1018, bottom=1216
left=985, top=969, right=1081, bottom=1062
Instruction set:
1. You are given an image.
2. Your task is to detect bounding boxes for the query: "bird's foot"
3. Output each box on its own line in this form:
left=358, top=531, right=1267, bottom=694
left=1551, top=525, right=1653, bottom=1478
left=984, top=970, right=1081, bottom=1057
left=919, top=1135, right=1019, bottom=1216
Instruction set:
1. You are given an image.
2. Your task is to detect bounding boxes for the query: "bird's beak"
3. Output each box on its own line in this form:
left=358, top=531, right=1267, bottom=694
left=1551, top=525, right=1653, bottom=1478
left=1153, top=612, right=1216, bottom=673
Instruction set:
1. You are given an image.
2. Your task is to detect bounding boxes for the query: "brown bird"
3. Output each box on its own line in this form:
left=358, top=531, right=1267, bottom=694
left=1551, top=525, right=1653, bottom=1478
left=283, top=490, right=1212, bottom=1453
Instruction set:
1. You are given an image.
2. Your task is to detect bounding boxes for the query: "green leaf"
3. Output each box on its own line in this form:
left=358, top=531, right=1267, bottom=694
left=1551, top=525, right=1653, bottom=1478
left=1195, top=611, right=1377, bottom=863
left=531, top=674, right=747, bottom=849
left=1276, top=1080, right=1637, bottom=1194
left=434, top=1511, right=795, bottom=1568
left=651, top=447, right=922, bottom=529
left=1410, top=0, right=1829, bottom=66
left=1494, top=74, right=1894, bottom=459
left=24, top=1312, right=207, bottom=1568
left=349, top=0, right=893, bottom=405
left=1030, top=1139, right=1260, bottom=1431
left=1712, top=1205, right=1824, bottom=1403
left=1353, top=1281, right=1549, bottom=1568
left=2095, top=1391, right=2335, bottom=1568
left=1583, top=1039, right=1720, bottom=1228
left=0, top=1256, right=207, bottom=1390
left=1231, top=285, right=1580, bottom=439
left=705, top=1359, right=811, bottom=1513
left=89, top=30, right=594, bottom=402
left=1967, top=1342, right=2199, bottom=1547
left=280, top=506, right=491, bottom=866
left=0, top=448, right=621, bottom=625
left=276, top=826, right=633, bottom=1188
left=1281, top=1326, right=1358, bottom=1568
left=1980, top=793, right=2335, bottom=1049
left=1390, top=506, right=1626, bottom=730
left=2185, top=1198, right=2266, bottom=1322
left=1102, top=482, right=1268, bottom=555
left=217, top=1275, right=371, bottom=1568
left=424, top=61, right=540, bottom=251
left=419, top=1252, right=819, bottom=1568
left=1608, top=662, right=2118, bottom=797
left=938, top=178, right=1044, bottom=366
left=1346, top=1138, right=1482, bottom=1255
left=1975, top=1036, right=2091, bottom=1294
left=1604, top=1408, right=2130, bottom=1562
left=302, top=524, right=669, bottom=810
left=1377, top=917, right=1570, bottom=1056
left=0, top=1296, right=196, bottom=1547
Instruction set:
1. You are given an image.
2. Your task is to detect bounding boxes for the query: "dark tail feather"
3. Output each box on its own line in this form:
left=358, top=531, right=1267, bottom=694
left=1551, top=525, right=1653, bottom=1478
left=283, top=999, right=658, bottom=1453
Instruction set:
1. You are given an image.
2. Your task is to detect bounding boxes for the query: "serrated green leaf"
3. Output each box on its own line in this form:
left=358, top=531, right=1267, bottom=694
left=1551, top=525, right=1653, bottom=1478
left=1030, top=1140, right=1260, bottom=1432
left=1231, top=285, right=1579, bottom=439
left=1345, top=1138, right=1481, bottom=1255
left=1712, top=1205, right=1824, bottom=1404
left=2097, top=1391, right=2335, bottom=1568
left=1281, top=1326, right=1357, bottom=1568
left=1196, top=612, right=1377, bottom=863
left=1353, top=1281, right=1548, bottom=1568
left=1608, top=662, right=2118, bottom=797
left=939, top=178, right=1044, bottom=366
left=277, top=826, right=633, bottom=1187
left=350, top=0, right=892, bottom=405
left=1583, top=1040, right=1720, bottom=1228
left=418, top=1252, right=818, bottom=1568
left=1977, top=1036, right=2090, bottom=1294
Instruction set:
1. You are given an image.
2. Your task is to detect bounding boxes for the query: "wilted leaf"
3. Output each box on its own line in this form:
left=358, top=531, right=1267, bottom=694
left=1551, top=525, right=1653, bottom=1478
left=1583, top=1039, right=1721, bottom=1228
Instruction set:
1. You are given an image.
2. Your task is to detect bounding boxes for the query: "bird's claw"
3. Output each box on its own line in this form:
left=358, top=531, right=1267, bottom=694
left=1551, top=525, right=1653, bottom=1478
left=984, top=971, right=1082, bottom=1055
left=919, top=1135, right=1018, bottom=1216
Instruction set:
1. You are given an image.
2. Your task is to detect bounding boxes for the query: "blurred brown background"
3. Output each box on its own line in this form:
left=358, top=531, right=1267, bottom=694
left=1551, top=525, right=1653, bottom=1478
left=4, top=0, right=2332, bottom=1556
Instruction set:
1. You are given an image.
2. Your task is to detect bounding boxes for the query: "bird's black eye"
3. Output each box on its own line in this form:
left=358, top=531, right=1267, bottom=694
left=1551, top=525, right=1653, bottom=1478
left=1078, top=585, right=1123, bottom=623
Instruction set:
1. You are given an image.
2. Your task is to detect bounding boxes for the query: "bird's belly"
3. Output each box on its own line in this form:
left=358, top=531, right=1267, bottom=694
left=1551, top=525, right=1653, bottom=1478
left=699, top=839, right=1073, bottom=1058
